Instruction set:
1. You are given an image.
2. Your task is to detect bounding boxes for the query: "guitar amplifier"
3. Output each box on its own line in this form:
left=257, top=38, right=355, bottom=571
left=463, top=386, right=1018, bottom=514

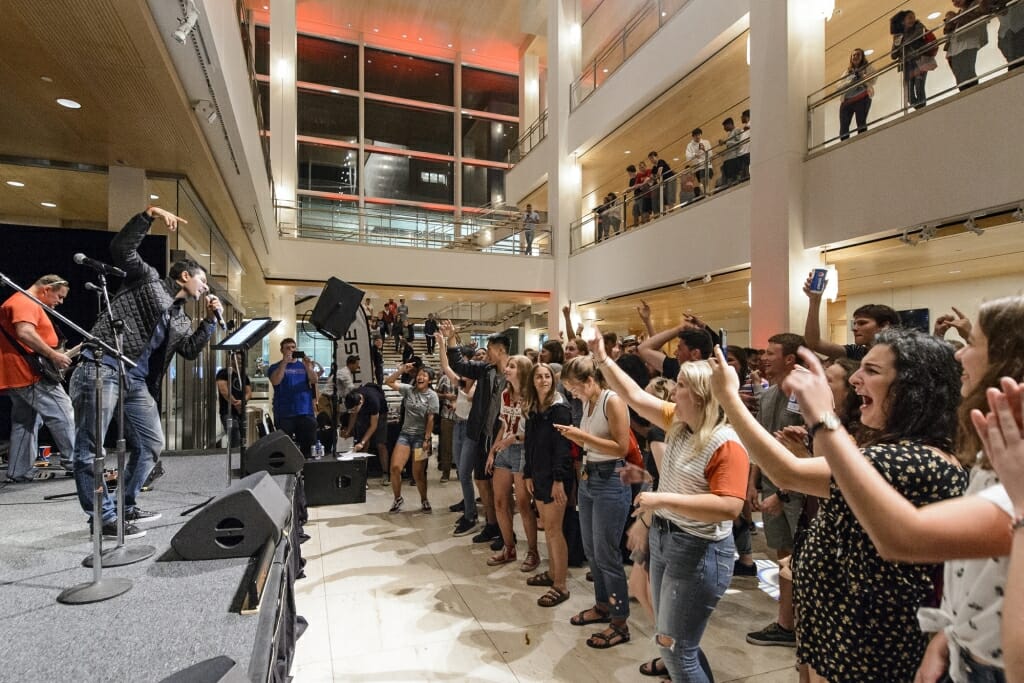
left=303, top=457, right=368, bottom=506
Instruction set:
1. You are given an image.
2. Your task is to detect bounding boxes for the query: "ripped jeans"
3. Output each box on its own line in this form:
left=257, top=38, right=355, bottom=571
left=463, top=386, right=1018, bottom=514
left=648, top=517, right=734, bottom=682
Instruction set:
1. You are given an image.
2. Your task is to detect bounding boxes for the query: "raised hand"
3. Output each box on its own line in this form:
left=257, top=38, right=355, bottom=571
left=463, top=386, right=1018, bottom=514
left=708, top=345, right=741, bottom=401
left=146, top=206, right=187, bottom=232
left=973, top=378, right=1024, bottom=509
left=586, top=324, right=606, bottom=361
left=636, top=299, right=651, bottom=321
left=783, top=348, right=835, bottom=424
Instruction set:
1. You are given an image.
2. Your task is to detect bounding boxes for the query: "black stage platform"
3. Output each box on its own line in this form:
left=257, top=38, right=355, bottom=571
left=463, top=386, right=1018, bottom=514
left=0, top=452, right=302, bottom=682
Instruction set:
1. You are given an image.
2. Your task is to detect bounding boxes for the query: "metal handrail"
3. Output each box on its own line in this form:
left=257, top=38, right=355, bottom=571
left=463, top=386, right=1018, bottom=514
left=236, top=1, right=273, bottom=185
left=570, top=0, right=693, bottom=111
left=507, top=110, right=549, bottom=165
left=807, top=0, right=1022, bottom=151
left=568, top=135, right=748, bottom=253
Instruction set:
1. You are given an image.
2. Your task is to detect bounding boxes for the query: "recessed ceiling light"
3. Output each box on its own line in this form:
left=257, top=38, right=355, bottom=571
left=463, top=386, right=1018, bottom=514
left=40, top=201, right=57, bottom=208
left=672, top=157, right=679, bottom=161
left=927, top=11, right=942, bottom=19
left=6, top=180, right=25, bottom=187
left=471, top=48, right=477, bottom=52
left=447, top=43, right=453, bottom=48
left=199, top=253, right=210, bottom=257
left=262, top=5, right=268, bottom=9
left=373, top=27, right=379, bottom=32
left=40, top=76, right=53, bottom=82
left=330, top=88, right=340, bottom=93
left=401, top=34, right=407, bottom=38
left=56, top=98, right=81, bottom=109
left=882, top=279, right=893, bottom=284
left=624, top=150, right=631, bottom=154
left=602, top=68, right=608, bottom=73
left=863, top=48, right=875, bottom=56
left=418, top=36, right=423, bottom=41
left=149, top=194, right=159, bottom=200
left=662, top=11, right=667, bottom=16
left=949, top=269, right=962, bottom=274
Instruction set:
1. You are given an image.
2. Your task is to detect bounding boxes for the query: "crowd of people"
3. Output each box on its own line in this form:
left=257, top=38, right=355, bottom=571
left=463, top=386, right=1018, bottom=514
left=337, top=276, right=1024, bottom=683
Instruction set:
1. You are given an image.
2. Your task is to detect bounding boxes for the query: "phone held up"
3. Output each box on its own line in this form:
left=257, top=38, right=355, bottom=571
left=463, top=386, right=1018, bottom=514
left=292, top=351, right=306, bottom=360
left=718, top=328, right=728, bottom=357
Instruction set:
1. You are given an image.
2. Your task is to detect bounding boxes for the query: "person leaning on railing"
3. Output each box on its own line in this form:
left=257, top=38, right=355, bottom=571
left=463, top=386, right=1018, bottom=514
left=891, top=10, right=934, bottom=110
left=945, top=0, right=991, bottom=91
left=837, top=48, right=876, bottom=140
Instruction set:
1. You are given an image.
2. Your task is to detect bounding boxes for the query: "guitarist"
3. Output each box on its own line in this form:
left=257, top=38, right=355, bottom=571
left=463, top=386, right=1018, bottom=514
left=0, top=274, right=77, bottom=483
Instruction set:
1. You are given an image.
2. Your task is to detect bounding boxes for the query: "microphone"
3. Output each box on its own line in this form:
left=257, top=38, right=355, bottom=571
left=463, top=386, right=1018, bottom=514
left=207, top=294, right=226, bottom=330
left=84, top=282, right=102, bottom=292
left=74, top=253, right=126, bottom=278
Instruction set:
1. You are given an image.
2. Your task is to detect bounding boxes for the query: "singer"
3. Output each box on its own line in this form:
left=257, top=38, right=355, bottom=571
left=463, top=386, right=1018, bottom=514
left=68, top=206, right=222, bottom=539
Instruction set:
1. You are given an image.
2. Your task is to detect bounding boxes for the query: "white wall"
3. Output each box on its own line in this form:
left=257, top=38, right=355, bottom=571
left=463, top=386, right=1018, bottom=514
left=805, top=69, right=1024, bottom=249
left=843, top=273, right=1024, bottom=344
left=267, top=238, right=555, bottom=292
left=567, top=0, right=749, bottom=155
left=580, top=0, right=649, bottom=66
left=568, top=185, right=751, bottom=301
left=505, top=136, right=551, bottom=205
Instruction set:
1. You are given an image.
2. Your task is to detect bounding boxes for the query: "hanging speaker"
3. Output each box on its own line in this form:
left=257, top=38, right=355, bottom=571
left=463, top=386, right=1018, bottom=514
left=244, top=430, right=304, bottom=476
left=309, top=277, right=364, bottom=340
left=171, top=471, right=290, bottom=560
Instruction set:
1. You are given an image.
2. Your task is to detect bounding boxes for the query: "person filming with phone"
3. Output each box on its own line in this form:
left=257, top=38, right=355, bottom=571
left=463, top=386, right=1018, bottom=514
left=269, top=337, right=319, bottom=457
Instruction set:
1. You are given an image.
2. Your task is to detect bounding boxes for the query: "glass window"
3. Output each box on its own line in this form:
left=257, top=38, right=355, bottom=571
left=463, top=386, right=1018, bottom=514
left=297, top=90, right=358, bottom=143
left=298, top=143, right=358, bottom=194
left=364, top=48, right=453, bottom=105
left=296, top=322, right=335, bottom=373
left=364, top=100, right=453, bottom=155
left=461, top=67, right=518, bottom=116
left=297, top=35, right=358, bottom=89
left=255, top=26, right=269, bottom=75
left=298, top=196, right=360, bottom=241
left=364, top=153, right=454, bottom=204
left=462, top=116, right=518, bottom=163
left=363, top=204, right=457, bottom=245
left=461, top=165, right=506, bottom=207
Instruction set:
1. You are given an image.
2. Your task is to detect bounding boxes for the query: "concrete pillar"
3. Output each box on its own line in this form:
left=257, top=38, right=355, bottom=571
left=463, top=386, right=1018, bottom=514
left=520, top=50, right=541, bottom=132
left=546, top=0, right=582, bottom=338
left=747, top=1, right=826, bottom=345
left=107, top=166, right=147, bottom=230
left=267, top=284, right=296, bottom=353
left=270, top=0, right=298, bottom=234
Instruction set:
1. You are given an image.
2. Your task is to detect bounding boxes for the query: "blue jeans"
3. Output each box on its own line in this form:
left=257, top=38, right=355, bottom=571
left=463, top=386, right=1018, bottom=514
left=455, top=425, right=477, bottom=522
left=578, top=461, right=632, bottom=619
left=69, top=362, right=165, bottom=523
left=649, top=520, right=734, bottom=682
left=4, top=379, right=76, bottom=480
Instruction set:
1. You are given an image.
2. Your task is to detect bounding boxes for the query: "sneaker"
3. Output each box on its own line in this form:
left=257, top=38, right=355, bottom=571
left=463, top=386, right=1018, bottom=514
left=491, top=532, right=515, bottom=552
left=90, top=521, right=147, bottom=540
left=141, top=460, right=165, bottom=491
left=381, top=475, right=390, bottom=486
left=449, top=500, right=465, bottom=513
left=746, top=622, right=796, bottom=647
left=440, top=473, right=450, bottom=483
left=389, top=496, right=404, bottom=513
left=487, top=545, right=517, bottom=566
left=421, top=500, right=433, bottom=514
left=472, top=523, right=500, bottom=544
left=453, top=517, right=478, bottom=537
left=125, top=508, right=162, bottom=524
left=734, top=560, right=758, bottom=577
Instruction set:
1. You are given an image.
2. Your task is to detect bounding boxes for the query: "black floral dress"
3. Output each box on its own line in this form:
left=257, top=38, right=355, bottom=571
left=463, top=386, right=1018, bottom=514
left=793, top=441, right=968, bottom=682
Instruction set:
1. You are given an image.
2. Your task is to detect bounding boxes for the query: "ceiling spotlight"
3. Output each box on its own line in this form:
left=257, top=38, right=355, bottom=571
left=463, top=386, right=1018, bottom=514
left=964, top=217, right=984, bottom=236
left=173, top=1, right=200, bottom=44
left=192, top=99, right=217, bottom=123
left=702, top=273, right=713, bottom=284
left=149, top=194, right=159, bottom=200
left=899, top=230, right=917, bottom=247
left=56, top=98, right=81, bottom=109
left=1012, top=205, right=1024, bottom=222
left=40, top=201, right=57, bottom=208
left=6, top=180, right=25, bottom=187
left=679, top=280, right=690, bottom=289
left=919, top=224, right=937, bottom=241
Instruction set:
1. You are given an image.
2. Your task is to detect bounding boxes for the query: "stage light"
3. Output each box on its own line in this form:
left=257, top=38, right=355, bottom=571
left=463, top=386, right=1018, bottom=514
left=173, top=1, right=200, bottom=44
left=964, top=217, right=984, bottom=236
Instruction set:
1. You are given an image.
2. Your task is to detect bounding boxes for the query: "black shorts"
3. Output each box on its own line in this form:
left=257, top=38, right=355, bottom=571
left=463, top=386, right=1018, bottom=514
left=532, top=474, right=572, bottom=504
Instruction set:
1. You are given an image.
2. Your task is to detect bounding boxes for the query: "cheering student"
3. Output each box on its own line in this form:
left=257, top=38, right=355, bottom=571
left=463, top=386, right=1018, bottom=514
left=385, top=362, right=439, bottom=514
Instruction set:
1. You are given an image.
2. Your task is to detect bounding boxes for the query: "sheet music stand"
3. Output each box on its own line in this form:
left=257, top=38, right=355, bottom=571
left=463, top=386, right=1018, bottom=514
left=212, top=317, right=279, bottom=481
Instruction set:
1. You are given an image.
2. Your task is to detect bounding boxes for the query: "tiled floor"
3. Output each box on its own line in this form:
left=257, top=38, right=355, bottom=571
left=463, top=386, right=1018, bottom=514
left=291, top=476, right=798, bottom=682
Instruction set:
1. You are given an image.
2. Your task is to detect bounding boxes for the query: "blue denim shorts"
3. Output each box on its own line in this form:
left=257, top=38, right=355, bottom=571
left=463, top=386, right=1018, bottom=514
left=493, top=443, right=525, bottom=473
left=396, top=433, right=425, bottom=451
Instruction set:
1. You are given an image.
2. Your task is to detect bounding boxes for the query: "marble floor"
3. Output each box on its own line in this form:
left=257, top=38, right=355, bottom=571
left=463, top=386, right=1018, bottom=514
left=290, top=476, right=798, bottom=682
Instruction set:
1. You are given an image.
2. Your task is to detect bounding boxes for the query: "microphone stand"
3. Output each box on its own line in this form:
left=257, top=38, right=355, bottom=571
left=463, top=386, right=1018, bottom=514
left=0, top=272, right=135, bottom=604
left=329, top=338, right=340, bottom=457
left=82, top=272, right=155, bottom=569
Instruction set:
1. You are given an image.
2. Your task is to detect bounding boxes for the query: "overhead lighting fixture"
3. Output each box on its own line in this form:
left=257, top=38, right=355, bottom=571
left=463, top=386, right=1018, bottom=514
left=193, top=99, right=217, bottom=123
left=447, top=43, right=453, bottom=48
left=40, top=201, right=57, bottom=208
left=919, top=224, right=938, bottom=241
left=40, top=76, right=53, bottom=82
left=702, top=273, right=713, bottom=284
left=56, top=98, right=81, bottom=109
left=1012, top=205, right=1024, bottom=222
left=927, top=11, right=942, bottom=19
left=949, top=269, right=962, bottom=274
left=173, top=1, right=200, bottom=44
left=964, top=216, right=984, bottom=236
left=864, top=48, right=875, bottom=56
left=149, top=194, right=159, bottom=200
left=6, top=180, right=25, bottom=187
left=602, top=68, right=609, bottom=73
left=401, top=34, right=407, bottom=38
left=373, top=28, right=379, bottom=33
left=899, top=229, right=917, bottom=247
left=624, top=150, right=631, bottom=154
left=330, top=88, right=340, bottom=94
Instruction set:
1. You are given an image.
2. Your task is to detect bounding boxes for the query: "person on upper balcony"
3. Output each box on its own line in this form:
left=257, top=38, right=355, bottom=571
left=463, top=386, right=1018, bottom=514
left=891, top=10, right=934, bottom=110
left=945, top=0, right=990, bottom=90
left=684, top=128, right=713, bottom=199
left=837, top=48, right=876, bottom=140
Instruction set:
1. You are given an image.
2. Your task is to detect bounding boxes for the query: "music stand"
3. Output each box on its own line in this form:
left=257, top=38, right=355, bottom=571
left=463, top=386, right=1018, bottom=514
left=212, top=318, right=279, bottom=481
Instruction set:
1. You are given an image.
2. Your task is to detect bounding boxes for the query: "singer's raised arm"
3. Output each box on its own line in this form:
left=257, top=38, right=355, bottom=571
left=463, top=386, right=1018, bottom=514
left=109, top=211, right=161, bottom=284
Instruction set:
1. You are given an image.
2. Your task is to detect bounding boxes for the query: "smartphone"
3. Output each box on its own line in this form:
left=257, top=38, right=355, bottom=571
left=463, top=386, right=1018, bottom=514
left=809, top=268, right=828, bottom=294
left=718, top=328, right=728, bottom=356
left=292, top=351, right=306, bottom=359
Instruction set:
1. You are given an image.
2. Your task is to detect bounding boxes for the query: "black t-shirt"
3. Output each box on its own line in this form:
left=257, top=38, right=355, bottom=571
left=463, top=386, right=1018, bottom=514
left=216, top=368, right=251, bottom=415
left=652, top=158, right=673, bottom=180
left=662, top=357, right=680, bottom=381
left=352, top=385, right=386, bottom=439
left=844, top=344, right=868, bottom=361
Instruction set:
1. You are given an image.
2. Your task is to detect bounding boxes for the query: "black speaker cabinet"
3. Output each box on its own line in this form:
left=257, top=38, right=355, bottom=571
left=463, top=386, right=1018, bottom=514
left=171, top=471, right=290, bottom=560
left=244, top=430, right=304, bottom=476
left=160, top=656, right=248, bottom=683
left=309, top=277, right=364, bottom=340
left=304, top=457, right=368, bottom=506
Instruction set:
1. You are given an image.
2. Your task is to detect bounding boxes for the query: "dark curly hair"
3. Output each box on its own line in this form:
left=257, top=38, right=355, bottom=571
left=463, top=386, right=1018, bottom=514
left=830, top=357, right=865, bottom=443
left=863, top=328, right=960, bottom=455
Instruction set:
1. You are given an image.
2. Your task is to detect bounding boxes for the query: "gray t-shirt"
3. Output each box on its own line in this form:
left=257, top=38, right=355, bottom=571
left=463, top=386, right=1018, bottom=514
left=398, top=383, right=439, bottom=437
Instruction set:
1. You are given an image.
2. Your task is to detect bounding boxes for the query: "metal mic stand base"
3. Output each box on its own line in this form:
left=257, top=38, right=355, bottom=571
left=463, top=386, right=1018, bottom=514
left=57, top=577, right=132, bottom=605
left=82, top=543, right=155, bottom=567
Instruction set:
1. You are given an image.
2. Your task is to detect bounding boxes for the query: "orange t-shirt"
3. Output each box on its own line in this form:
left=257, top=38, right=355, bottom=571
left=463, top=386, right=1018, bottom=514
left=0, top=292, right=57, bottom=389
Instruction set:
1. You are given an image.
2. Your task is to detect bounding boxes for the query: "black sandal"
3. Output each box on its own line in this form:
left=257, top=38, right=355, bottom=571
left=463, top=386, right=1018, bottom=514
left=537, top=587, right=570, bottom=607
left=587, top=622, right=630, bottom=649
left=527, top=571, right=554, bottom=587
left=640, top=658, right=667, bottom=677
left=570, top=607, right=610, bottom=626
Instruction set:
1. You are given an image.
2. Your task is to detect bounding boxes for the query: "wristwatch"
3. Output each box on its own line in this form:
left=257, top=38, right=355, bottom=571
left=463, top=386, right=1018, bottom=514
left=807, top=411, right=842, bottom=440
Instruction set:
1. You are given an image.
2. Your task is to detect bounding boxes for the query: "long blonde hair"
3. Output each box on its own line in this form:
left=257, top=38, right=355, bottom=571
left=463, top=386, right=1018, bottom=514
left=505, top=355, right=534, bottom=401
left=667, top=361, right=728, bottom=453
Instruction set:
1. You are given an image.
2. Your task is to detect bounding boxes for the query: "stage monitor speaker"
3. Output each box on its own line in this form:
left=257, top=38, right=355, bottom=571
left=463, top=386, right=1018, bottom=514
left=309, top=277, right=364, bottom=340
left=171, top=471, right=290, bottom=560
left=244, top=429, right=304, bottom=476
left=160, top=656, right=248, bottom=683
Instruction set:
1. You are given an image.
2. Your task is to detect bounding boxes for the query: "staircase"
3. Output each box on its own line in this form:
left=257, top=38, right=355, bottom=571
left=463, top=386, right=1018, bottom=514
left=377, top=327, right=443, bottom=421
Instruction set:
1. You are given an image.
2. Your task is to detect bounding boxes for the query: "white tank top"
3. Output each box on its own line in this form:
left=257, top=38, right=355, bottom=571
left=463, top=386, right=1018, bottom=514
left=579, top=389, right=618, bottom=462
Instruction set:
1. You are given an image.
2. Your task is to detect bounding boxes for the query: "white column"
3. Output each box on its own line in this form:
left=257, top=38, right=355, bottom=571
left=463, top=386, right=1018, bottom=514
left=546, top=0, right=582, bottom=337
left=270, top=0, right=298, bottom=234
left=520, top=50, right=541, bottom=132
left=454, top=52, right=464, bottom=220
left=267, top=284, right=296, bottom=351
left=107, top=166, right=147, bottom=230
left=747, top=1, right=825, bottom=345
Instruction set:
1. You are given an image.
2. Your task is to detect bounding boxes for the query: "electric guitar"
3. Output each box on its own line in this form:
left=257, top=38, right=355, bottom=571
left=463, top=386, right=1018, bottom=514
left=36, top=343, right=82, bottom=383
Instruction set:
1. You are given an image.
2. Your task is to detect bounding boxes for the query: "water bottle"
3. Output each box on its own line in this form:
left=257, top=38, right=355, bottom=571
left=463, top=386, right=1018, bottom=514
left=314, top=441, right=324, bottom=459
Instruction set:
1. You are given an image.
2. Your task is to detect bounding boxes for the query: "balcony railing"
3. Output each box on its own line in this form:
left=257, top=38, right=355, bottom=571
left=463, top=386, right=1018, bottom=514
left=276, top=197, right=553, bottom=256
left=570, top=136, right=748, bottom=253
left=507, top=110, right=548, bottom=165
left=808, top=0, right=1023, bottom=151
left=570, top=0, right=692, bottom=111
